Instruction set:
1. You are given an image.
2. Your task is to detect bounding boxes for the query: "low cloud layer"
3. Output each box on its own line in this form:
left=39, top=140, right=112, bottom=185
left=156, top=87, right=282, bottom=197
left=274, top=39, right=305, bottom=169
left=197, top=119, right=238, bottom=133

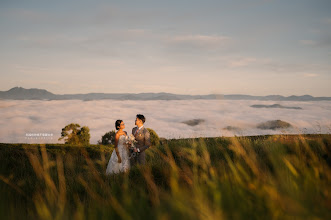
left=0, top=100, right=330, bottom=144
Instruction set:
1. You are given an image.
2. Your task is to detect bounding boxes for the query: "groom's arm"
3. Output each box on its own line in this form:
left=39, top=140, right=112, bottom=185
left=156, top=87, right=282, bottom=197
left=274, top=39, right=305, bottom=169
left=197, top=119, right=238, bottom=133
left=140, top=129, right=151, bottom=152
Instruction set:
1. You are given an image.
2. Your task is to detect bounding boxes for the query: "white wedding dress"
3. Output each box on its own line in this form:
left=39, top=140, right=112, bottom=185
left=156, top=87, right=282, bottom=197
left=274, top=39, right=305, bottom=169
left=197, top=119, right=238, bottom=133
left=106, top=135, right=130, bottom=174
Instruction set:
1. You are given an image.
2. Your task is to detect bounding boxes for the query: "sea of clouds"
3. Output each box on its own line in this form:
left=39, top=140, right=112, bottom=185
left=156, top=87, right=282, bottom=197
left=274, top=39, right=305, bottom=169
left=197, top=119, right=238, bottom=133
left=0, top=99, right=330, bottom=144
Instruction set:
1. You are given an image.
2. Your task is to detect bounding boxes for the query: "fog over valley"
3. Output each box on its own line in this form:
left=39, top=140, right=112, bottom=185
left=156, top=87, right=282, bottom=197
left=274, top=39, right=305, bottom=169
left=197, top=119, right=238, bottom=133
left=0, top=100, right=330, bottom=144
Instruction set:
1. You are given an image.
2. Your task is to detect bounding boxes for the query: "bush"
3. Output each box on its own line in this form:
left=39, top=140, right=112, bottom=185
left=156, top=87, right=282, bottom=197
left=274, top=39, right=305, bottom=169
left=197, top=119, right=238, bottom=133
left=98, top=130, right=116, bottom=145
left=58, top=123, right=90, bottom=145
left=147, top=128, right=160, bottom=147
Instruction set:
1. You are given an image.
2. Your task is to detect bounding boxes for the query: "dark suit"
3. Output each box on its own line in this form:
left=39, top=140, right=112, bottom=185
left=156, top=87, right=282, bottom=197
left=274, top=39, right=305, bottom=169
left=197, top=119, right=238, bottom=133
left=131, top=126, right=151, bottom=165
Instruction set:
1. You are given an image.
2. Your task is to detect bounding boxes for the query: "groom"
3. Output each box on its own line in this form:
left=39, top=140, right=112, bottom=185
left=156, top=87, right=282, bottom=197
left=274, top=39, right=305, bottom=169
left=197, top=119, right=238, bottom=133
left=131, top=114, right=151, bottom=166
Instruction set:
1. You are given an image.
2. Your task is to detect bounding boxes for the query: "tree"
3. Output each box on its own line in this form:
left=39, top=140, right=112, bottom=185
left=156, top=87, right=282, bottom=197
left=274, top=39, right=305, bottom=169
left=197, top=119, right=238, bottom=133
left=77, top=126, right=90, bottom=145
left=58, top=123, right=90, bottom=145
left=147, top=128, right=160, bottom=147
left=98, top=130, right=116, bottom=145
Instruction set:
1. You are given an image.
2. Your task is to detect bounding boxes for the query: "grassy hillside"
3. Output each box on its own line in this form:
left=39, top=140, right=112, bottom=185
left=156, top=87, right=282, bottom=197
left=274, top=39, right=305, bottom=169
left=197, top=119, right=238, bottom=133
left=1, top=134, right=331, bottom=219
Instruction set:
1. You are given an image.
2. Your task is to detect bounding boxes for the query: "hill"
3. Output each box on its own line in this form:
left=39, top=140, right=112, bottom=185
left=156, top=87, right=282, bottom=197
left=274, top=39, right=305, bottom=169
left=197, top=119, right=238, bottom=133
left=0, top=134, right=330, bottom=219
left=1, top=87, right=331, bottom=101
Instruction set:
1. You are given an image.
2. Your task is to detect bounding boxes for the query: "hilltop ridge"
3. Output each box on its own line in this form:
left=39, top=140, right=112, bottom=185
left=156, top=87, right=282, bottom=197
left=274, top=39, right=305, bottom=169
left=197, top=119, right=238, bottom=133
left=1, top=87, right=330, bottom=101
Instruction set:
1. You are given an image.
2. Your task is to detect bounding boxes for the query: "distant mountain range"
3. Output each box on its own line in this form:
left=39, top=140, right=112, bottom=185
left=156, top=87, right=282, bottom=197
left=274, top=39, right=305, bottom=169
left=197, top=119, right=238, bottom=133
left=250, top=104, right=302, bottom=109
left=0, top=87, right=330, bottom=101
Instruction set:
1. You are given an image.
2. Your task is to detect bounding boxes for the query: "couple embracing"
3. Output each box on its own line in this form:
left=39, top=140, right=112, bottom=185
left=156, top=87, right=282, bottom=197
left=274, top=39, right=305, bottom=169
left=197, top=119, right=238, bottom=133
left=106, top=114, right=151, bottom=174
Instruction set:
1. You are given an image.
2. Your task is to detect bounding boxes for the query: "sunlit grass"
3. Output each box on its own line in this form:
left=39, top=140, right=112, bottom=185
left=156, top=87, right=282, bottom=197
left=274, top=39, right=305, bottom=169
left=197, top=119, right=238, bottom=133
left=0, top=134, right=330, bottom=219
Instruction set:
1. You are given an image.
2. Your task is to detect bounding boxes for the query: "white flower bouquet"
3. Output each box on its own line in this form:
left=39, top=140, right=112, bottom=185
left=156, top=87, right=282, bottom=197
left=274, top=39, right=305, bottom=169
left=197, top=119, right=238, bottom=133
left=126, top=134, right=138, bottom=159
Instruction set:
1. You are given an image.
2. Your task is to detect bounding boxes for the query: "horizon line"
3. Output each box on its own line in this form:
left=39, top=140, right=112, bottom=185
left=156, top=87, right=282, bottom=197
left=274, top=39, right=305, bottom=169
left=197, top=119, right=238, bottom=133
left=1, top=86, right=330, bottom=98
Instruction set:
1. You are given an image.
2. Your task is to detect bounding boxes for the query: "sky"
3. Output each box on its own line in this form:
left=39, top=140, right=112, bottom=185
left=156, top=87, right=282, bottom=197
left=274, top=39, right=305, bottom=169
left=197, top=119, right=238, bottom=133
left=0, top=0, right=330, bottom=96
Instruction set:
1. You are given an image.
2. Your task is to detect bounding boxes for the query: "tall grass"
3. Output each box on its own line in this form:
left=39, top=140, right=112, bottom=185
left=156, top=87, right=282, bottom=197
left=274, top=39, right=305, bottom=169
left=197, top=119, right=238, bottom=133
left=0, top=134, right=330, bottom=219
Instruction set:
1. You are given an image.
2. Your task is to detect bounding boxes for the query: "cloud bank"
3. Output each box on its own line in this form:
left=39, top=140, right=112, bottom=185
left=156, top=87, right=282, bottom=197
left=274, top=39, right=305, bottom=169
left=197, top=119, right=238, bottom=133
left=0, top=100, right=330, bottom=144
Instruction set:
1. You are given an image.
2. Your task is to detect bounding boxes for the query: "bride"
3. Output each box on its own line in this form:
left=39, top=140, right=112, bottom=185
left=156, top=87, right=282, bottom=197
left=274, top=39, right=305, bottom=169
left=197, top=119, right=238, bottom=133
left=106, top=120, right=130, bottom=174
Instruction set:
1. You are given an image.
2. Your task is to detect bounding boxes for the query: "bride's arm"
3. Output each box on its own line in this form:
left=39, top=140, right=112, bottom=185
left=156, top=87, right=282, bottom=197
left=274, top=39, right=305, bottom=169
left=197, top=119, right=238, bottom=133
left=114, top=133, right=122, bottom=163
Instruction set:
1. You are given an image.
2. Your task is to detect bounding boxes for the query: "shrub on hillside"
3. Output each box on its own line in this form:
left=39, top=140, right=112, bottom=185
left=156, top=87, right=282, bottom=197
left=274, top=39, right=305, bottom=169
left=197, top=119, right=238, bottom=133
left=98, top=130, right=116, bottom=145
left=147, top=128, right=160, bottom=147
left=58, top=123, right=90, bottom=145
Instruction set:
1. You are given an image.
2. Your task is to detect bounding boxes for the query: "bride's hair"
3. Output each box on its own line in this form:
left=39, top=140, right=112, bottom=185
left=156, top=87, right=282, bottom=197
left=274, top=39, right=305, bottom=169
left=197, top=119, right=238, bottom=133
left=115, top=120, right=123, bottom=130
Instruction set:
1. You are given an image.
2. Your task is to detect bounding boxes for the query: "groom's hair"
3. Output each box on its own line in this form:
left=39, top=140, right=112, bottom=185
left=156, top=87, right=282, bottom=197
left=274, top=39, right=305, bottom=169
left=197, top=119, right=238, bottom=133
left=115, top=120, right=123, bottom=130
left=136, top=114, right=145, bottom=123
